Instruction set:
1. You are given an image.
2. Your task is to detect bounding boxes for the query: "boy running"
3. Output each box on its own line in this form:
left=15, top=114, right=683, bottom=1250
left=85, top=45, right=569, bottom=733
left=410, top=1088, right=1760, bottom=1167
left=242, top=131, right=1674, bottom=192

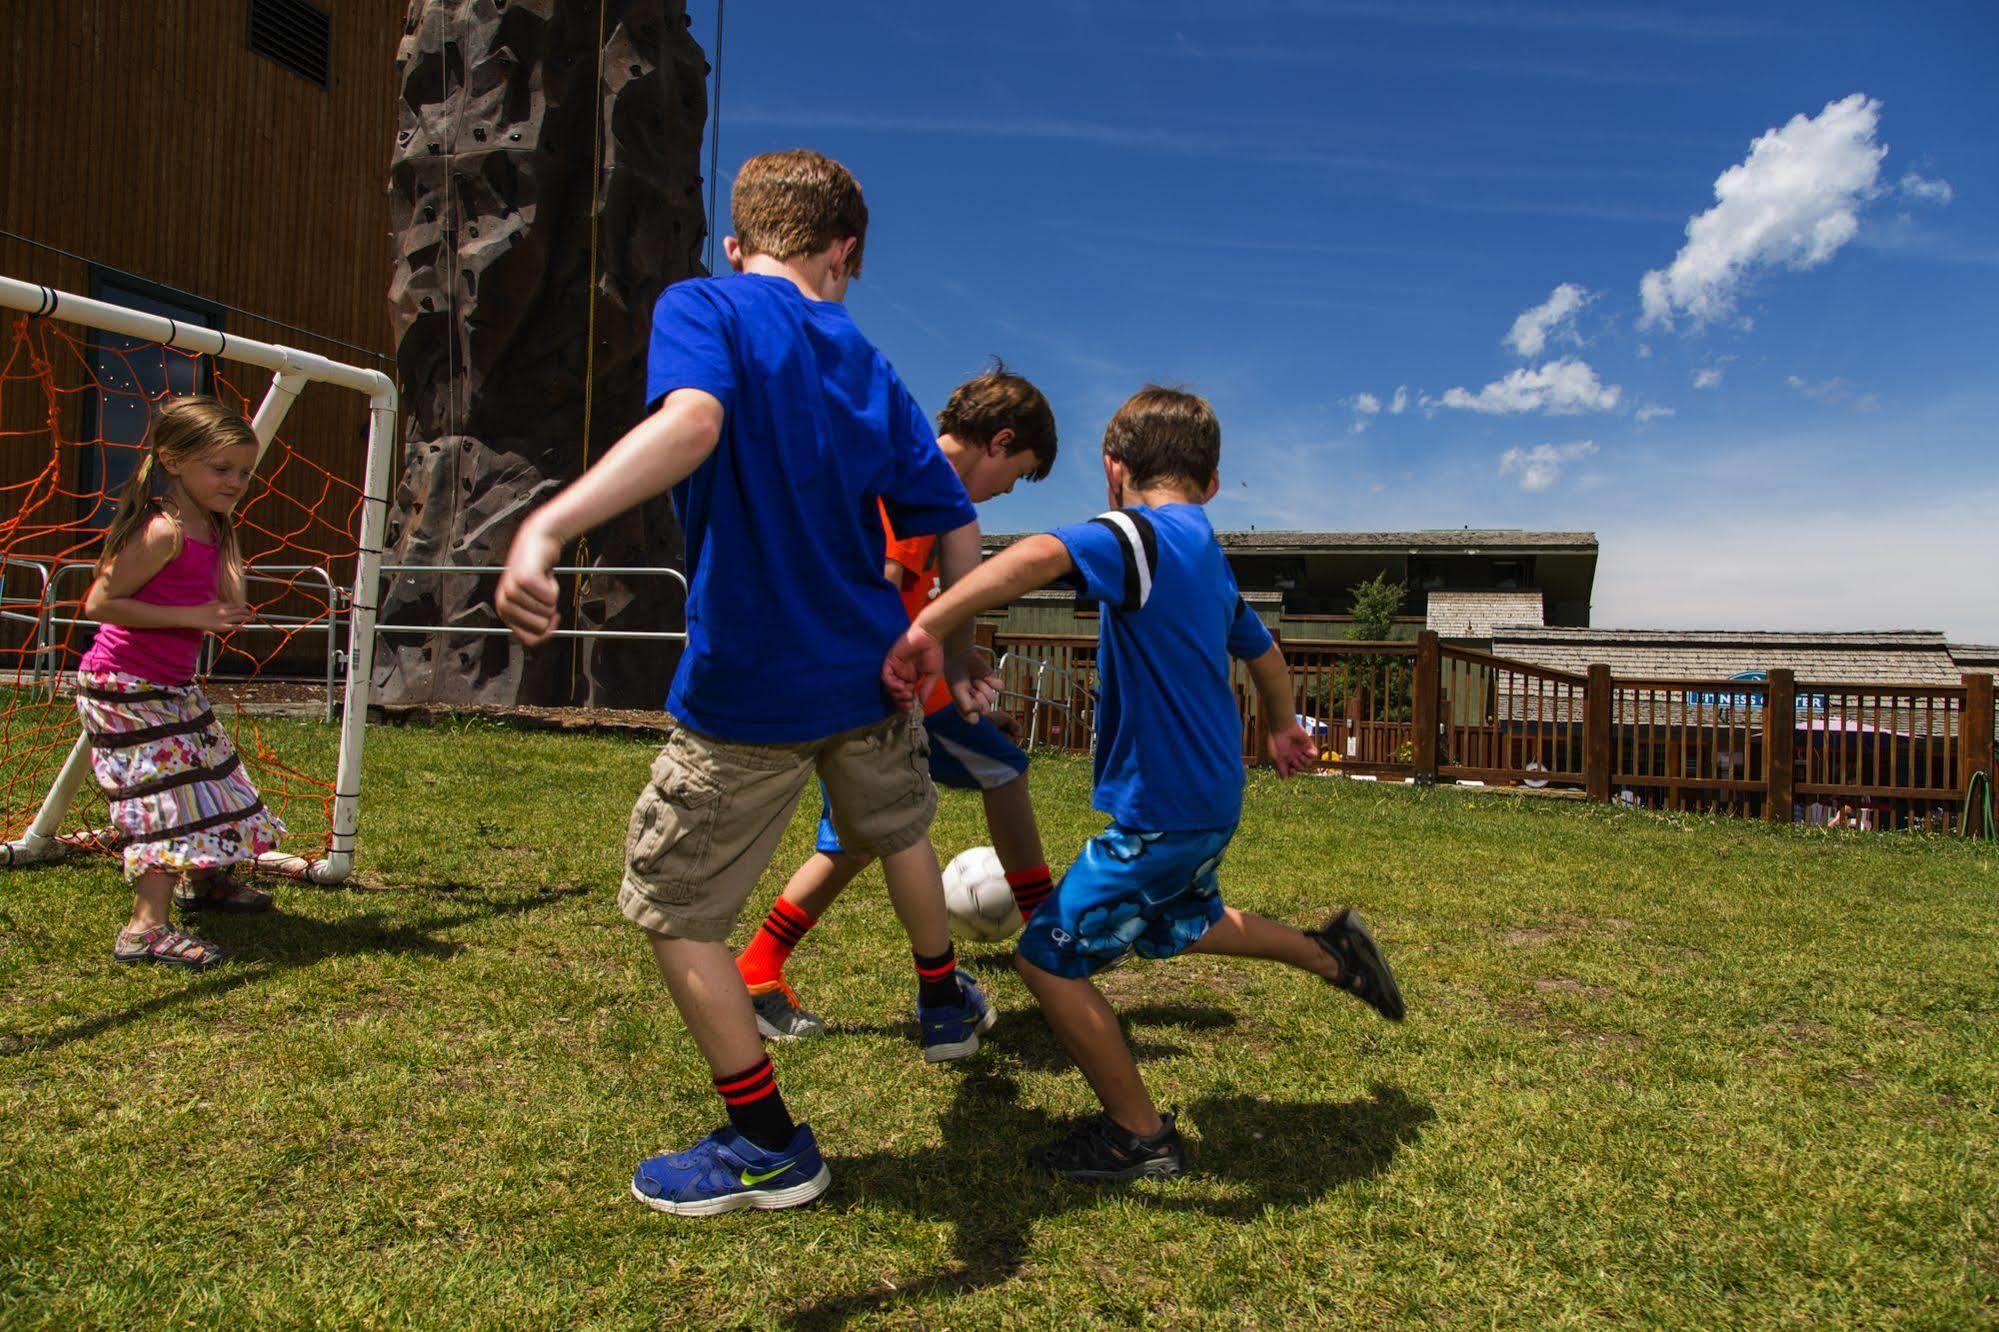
left=498, top=150, right=998, bottom=1217
left=885, top=386, right=1405, bottom=1183
left=740, top=365, right=1061, bottom=1044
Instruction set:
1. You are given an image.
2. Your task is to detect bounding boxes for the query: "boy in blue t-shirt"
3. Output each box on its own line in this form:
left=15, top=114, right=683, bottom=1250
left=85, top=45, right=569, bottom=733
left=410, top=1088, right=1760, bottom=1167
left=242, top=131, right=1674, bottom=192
left=498, top=150, right=999, bottom=1217
left=885, top=386, right=1405, bottom=1183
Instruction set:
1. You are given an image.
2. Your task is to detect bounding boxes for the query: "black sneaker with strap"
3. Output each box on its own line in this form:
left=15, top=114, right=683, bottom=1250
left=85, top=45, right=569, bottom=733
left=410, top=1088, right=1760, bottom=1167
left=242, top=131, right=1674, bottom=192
left=1030, top=1112, right=1186, bottom=1183
left=1306, top=907, right=1405, bottom=1022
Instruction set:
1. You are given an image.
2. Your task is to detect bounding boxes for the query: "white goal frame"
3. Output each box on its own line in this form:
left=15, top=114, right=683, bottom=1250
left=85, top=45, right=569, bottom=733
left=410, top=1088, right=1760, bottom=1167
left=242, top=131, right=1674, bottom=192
left=0, top=273, right=395, bottom=884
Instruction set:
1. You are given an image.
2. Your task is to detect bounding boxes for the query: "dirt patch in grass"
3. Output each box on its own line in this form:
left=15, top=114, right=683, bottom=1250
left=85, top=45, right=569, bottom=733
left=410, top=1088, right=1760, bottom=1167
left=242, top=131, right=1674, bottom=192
left=1554, top=1021, right=1645, bottom=1050
left=1498, top=915, right=1624, bottom=947
left=374, top=702, right=673, bottom=738
left=1533, top=976, right=1612, bottom=998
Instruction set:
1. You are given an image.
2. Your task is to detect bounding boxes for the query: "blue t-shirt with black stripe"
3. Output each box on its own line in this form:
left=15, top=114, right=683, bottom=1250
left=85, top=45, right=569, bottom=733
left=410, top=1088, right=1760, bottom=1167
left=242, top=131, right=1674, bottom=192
left=1051, top=503, right=1274, bottom=831
left=644, top=273, right=976, bottom=743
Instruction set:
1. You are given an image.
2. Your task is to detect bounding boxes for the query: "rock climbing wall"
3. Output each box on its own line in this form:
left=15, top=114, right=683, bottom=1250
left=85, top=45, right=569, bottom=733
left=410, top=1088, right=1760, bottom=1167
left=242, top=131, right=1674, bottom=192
left=380, top=0, right=709, bottom=706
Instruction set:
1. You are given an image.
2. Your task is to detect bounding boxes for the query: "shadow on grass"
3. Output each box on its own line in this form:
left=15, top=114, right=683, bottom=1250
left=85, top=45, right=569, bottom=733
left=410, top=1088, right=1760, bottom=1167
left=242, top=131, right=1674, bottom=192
left=830, top=1001, right=1238, bottom=1067
left=3, top=885, right=583, bottom=1058
left=785, top=1002, right=1431, bottom=1329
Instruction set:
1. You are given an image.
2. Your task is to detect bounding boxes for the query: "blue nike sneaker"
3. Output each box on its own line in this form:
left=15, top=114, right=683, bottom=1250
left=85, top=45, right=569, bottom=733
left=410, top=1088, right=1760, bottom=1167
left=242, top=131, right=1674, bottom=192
left=629, top=1123, right=830, bottom=1217
left=919, top=971, right=997, bottom=1062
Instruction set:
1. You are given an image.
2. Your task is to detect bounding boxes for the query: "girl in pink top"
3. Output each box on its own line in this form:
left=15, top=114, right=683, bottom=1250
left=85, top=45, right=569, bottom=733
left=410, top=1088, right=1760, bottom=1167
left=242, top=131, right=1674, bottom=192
left=78, top=397, right=285, bottom=969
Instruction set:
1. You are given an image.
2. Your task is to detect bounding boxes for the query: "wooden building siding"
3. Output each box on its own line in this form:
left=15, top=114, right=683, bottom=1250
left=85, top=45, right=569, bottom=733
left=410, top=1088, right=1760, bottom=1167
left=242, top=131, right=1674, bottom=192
left=2, top=2, right=399, bottom=572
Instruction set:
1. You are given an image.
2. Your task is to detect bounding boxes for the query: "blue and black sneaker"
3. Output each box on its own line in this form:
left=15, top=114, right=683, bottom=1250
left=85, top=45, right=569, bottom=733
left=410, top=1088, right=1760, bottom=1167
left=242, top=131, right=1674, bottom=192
left=918, top=971, right=997, bottom=1062
left=630, top=1123, right=830, bottom=1217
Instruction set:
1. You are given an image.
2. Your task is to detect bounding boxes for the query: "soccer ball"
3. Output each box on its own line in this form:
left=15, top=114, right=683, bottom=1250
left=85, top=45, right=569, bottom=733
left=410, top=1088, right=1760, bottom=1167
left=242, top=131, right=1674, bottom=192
left=942, top=846, right=1022, bottom=943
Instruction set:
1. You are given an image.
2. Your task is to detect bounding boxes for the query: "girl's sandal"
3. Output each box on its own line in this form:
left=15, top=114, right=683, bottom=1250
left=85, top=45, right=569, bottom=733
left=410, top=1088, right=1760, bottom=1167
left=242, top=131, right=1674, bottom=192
left=114, top=924, right=231, bottom=970
left=173, top=869, right=274, bottom=915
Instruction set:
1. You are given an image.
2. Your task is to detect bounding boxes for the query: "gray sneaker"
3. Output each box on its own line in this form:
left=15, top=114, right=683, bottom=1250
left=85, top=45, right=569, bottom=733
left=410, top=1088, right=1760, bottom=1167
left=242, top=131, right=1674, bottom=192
left=750, top=982, right=827, bottom=1041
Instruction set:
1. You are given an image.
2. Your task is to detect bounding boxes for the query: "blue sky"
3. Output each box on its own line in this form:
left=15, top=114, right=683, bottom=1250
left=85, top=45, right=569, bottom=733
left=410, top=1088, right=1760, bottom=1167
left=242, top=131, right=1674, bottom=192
left=688, top=2, right=1998, bottom=639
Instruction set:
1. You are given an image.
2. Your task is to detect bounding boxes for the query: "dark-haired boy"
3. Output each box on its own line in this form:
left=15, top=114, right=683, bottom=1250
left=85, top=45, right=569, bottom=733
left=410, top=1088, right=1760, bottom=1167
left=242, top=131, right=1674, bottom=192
left=498, top=149, right=998, bottom=1216
left=740, top=365, right=1062, bottom=1049
left=884, top=386, right=1405, bottom=1183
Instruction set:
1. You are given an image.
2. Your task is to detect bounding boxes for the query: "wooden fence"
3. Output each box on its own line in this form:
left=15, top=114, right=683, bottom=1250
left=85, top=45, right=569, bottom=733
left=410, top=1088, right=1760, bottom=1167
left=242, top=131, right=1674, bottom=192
left=989, top=627, right=1999, bottom=835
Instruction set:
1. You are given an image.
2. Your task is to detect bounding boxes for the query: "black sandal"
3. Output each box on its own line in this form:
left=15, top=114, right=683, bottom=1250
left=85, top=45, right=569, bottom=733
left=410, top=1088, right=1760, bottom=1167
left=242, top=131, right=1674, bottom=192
left=174, top=869, right=274, bottom=915
left=114, top=924, right=231, bottom=970
left=1306, top=908, right=1405, bottom=1022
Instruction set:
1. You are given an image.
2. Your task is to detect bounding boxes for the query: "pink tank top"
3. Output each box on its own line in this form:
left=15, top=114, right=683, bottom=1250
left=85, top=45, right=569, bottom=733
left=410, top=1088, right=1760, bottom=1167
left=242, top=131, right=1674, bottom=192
left=78, top=529, right=222, bottom=686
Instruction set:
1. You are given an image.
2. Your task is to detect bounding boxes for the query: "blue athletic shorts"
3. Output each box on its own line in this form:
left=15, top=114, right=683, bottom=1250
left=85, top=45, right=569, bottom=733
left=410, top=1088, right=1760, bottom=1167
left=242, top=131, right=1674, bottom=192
left=1015, top=822, right=1235, bottom=979
left=816, top=708, right=1030, bottom=855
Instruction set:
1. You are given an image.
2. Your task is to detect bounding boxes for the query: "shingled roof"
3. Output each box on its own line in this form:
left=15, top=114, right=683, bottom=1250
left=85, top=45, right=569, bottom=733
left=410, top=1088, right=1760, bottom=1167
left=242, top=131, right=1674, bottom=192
left=1951, top=643, right=1999, bottom=671
left=983, top=529, right=1598, bottom=554
left=1491, top=627, right=1960, bottom=686
left=1426, top=590, right=1546, bottom=638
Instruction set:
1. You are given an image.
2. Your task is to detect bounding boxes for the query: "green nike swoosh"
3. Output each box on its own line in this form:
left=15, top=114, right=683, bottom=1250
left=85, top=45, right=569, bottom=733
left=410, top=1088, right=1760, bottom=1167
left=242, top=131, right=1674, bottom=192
left=739, top=1162, right=795, bottom=1187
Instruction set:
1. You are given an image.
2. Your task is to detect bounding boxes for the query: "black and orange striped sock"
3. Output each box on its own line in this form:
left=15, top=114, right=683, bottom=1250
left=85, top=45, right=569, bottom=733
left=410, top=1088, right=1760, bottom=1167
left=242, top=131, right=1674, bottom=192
left=914, top=947, right=959, bottom=1008
left=713, top=1056, right=795, bottom=1151
left=1006, top=864, right=1054, bottom=919
left=737, top=899, right=817, bottom=989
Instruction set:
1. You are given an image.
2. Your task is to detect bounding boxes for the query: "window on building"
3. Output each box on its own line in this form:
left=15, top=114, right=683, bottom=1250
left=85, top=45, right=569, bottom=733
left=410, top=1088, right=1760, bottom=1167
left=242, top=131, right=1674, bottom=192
left=247, top=0, right=332, bottom=88
left=80, top=270, right=224, bottom=530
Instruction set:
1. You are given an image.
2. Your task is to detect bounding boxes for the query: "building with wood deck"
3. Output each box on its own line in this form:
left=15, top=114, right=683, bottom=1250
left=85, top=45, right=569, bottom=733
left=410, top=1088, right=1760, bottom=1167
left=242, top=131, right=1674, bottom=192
left=982, top=528, right=1599, bottom=641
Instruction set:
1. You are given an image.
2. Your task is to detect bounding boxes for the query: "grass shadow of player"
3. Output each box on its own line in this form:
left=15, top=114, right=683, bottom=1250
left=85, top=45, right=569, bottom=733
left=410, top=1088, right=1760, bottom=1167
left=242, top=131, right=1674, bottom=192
left=783, top=1007, right=1431, bottom=1329
left=5, top=883, right=583, bottom=1058
left=829, top=1000, right=1239, bottom=1066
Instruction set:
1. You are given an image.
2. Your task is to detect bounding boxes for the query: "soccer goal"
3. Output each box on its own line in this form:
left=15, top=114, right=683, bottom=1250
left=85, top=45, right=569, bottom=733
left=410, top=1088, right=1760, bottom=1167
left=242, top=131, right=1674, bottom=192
left=0, top=274, right=395, bottom=883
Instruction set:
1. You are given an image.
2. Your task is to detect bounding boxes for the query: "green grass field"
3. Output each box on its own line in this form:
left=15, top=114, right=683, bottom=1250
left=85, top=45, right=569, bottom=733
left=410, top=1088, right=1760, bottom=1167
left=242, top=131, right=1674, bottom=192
left=3, top=718, right=1995, bottom=1328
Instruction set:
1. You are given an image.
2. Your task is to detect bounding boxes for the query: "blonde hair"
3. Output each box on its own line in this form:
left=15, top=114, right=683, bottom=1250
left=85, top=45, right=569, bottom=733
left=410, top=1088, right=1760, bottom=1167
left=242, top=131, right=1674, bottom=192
left=96, top=396, right=254, bottom=599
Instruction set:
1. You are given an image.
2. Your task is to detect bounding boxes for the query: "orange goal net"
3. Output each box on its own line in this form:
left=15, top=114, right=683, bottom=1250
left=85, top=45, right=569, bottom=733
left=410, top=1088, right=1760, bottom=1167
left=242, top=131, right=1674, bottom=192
left=0, top=275, right=395, bottom=881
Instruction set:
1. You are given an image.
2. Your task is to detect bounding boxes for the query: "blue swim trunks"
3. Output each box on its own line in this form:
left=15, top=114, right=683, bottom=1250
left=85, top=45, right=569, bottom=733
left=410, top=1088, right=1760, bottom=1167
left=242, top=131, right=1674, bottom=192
left=816, top=708, right=1029, bottom=855
left=1016, top=822, right=1234, bottom=979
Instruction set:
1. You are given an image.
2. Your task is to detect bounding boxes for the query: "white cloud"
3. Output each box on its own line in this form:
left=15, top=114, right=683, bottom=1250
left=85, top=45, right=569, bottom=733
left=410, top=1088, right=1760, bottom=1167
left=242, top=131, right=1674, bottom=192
left=1786, top=374, right=1879, bottom=411
left=1389, top=386, right=1410, bottom=414
left=1639, top=93, right=1887, bottom=329
left=1440, top=358, right=1622, bottom=415
left=1634, top=404, right=1675, bottom=425
left=1692, top=367, right=1724, bottom=389
left=1899, top=171, right=1954, bottom=206
left=1504, top=283, right=1592, bottom=357
left=1635, top=342, right=1653, bottom=359
left=1347, top=392, right=1382, bottom=434
left=1499, top=439, right=1597, bottom=492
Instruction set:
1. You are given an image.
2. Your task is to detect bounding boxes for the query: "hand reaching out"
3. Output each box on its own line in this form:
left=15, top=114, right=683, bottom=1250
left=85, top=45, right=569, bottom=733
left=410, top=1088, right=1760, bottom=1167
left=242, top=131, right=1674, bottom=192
left=496, top=522, right=564, bottom=647
left=950, top=653, right=1000, bottom=724
left=883, top=624, right=944, bottom=708
left=1267, top=720, right=1320, bottom=778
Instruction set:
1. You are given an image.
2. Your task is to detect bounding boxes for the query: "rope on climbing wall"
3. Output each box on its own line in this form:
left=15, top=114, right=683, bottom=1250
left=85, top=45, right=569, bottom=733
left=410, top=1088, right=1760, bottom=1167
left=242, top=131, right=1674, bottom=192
left=440, top=5, right=465, bottom=697
left=569, top=0, right=613, bottom=696
left=706, top=0, right=725, bottom=276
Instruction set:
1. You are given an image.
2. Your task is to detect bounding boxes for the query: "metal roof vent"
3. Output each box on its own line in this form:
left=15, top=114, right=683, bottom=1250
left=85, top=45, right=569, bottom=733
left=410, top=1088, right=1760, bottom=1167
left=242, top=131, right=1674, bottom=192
left=247, top=0, right=331, bottom=88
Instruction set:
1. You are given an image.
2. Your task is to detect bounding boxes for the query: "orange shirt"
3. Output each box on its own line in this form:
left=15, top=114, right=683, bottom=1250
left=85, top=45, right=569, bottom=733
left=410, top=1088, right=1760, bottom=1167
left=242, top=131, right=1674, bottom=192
left=880, top=500, right=951, bottom=714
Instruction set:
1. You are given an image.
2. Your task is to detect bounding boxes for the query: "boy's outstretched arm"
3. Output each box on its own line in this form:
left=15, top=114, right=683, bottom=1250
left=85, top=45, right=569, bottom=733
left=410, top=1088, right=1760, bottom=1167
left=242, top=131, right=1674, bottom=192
left=884, top=533, right=1073, bottom=717
left=496, top=389, right=723, bottom=646
left=1246, top=643, right=1319, bottom=777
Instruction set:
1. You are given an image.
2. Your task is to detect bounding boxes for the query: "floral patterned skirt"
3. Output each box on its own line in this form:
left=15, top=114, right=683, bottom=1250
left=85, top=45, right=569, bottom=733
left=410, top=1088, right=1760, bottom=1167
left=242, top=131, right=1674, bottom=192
left=74, top=669, right=286, bottom=880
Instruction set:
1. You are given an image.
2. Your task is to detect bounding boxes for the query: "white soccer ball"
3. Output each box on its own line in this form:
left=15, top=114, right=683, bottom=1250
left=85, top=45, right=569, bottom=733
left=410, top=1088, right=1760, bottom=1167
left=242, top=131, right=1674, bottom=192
left=942, top=845, right=1022, bottom=943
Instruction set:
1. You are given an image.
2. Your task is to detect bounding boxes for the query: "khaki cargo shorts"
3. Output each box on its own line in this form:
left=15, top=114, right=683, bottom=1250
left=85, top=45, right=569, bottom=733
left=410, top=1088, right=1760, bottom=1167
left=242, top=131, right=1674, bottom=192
left=617, top=710, right=935, bottom=942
